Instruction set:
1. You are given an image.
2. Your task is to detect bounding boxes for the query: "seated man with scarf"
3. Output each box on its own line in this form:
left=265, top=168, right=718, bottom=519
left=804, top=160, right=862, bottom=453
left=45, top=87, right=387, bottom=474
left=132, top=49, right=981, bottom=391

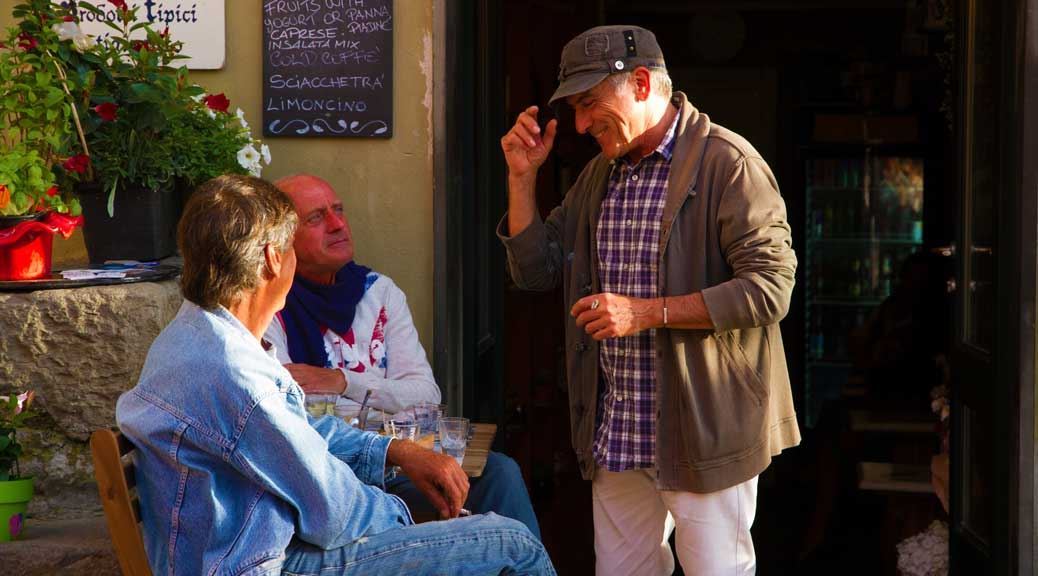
left=264, top=173, right=540, bottom=536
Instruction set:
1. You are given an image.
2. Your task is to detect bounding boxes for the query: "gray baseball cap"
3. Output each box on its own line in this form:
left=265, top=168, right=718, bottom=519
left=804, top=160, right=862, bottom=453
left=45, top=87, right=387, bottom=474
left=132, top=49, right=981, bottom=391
left=549, top=25, right=667, bottom=106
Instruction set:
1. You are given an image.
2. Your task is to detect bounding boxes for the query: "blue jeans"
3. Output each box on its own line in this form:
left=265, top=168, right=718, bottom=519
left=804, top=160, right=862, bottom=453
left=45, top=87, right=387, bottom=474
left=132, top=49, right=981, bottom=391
left=281, top=513, right=555, bottom=575
left=386, top=451, right=541, bottom=540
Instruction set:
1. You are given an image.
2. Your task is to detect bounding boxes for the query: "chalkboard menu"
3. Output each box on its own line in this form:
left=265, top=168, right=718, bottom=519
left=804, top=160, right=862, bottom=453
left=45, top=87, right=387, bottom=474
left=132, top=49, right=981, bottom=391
left=262, top=0, right=393, bottom=138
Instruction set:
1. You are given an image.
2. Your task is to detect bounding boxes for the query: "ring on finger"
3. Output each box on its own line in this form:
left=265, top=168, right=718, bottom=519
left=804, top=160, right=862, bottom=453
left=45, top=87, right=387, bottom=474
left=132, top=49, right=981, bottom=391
left=591, top=299, right=600, bottom=310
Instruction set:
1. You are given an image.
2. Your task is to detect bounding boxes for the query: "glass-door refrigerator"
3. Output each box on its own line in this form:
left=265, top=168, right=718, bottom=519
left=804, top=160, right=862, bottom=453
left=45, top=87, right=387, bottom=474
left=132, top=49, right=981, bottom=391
left=803, top=149, right=925, bottom=427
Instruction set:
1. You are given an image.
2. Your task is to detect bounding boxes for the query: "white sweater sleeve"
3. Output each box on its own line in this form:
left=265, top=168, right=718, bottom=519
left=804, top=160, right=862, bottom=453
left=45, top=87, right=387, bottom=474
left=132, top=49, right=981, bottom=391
left=263, top=314, right=293, bottom=364
left=341, top=281, right=440, bottom=414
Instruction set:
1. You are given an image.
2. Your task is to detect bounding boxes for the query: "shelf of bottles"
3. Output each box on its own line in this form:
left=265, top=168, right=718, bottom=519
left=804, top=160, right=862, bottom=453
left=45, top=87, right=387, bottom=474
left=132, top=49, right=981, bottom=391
left=803, top=151, right=924, bottom=427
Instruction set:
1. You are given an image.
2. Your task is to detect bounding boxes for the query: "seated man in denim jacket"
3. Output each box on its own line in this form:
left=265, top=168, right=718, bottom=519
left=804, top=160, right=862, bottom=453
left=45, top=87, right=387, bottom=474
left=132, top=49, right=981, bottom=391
left=264, top=173, right=540, bottom=537
left=116, top=175, right=553, bottom=576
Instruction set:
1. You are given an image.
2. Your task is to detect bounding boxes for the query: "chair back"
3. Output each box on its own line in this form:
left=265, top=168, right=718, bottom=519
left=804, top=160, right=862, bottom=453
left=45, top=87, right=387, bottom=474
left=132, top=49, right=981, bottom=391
left=90, top=429, right=152, bottom=576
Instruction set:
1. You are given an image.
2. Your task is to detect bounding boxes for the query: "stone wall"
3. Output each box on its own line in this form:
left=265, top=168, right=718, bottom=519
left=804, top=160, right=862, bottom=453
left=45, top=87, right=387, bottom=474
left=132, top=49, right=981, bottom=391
left=0, top=281, right=182, bottom=518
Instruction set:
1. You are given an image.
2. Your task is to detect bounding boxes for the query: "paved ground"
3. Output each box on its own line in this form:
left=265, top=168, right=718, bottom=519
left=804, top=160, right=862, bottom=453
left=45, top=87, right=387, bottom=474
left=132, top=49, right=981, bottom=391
left=0, top=517, right=120, bottom=575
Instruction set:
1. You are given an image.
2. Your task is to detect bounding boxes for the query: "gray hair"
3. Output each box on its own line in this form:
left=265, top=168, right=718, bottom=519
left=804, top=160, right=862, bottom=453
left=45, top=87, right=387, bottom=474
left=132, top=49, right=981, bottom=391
left=178, top=174, right=298, bottom=309
left=608, top=68, right=673, bottom=100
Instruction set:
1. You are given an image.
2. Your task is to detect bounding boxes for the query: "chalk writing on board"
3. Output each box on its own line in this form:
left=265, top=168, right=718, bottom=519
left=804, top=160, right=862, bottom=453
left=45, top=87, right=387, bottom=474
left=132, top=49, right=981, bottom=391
left=262, top=0, right=393, bottom=138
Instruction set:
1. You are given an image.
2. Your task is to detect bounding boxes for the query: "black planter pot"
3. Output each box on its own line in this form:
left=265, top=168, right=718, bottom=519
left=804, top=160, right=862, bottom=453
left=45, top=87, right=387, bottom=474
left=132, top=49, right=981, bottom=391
left=0, top=211, right=46, bottom=229
left=77, top=182, right=178, bottom=265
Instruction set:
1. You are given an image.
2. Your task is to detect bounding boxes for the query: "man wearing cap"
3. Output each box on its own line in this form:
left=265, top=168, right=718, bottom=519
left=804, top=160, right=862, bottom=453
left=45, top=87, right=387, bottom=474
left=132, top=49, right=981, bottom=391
left=497, top=25, right=799, bottom=575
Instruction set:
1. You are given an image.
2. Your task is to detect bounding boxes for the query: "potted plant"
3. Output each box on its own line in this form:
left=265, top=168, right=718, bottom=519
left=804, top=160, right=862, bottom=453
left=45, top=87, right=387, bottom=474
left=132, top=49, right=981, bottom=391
left=172, top=94, right=271, bottom=189
left=66, top=1, right=270, bottom=263
left=2, top=1, right=269, bottom=266
left=69, top=0, right=194, bottom=263
left=0, top=2, right=85, bottom=279
left=0, top=391, right=36, bottom=542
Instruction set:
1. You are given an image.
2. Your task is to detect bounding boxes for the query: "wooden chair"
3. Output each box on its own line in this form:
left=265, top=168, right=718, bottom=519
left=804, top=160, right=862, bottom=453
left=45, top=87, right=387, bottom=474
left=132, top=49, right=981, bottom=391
left=90, top=429, right=152, bottom=576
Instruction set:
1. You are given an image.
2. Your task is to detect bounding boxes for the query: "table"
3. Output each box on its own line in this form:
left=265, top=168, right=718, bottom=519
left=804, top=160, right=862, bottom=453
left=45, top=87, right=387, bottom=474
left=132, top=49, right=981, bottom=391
left=462, top=423, right=496, bottom=478
left=409, top=422, right=496, bottom=478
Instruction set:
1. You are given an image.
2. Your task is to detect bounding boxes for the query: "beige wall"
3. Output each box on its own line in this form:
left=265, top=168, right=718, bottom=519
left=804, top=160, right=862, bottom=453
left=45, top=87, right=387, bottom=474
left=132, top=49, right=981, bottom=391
left=0, top=1, right=437, bottom=350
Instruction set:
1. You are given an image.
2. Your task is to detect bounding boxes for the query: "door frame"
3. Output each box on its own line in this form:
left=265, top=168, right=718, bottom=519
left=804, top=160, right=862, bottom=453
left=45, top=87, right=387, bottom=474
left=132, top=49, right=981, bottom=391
left=953, top=0, right=1036, bottom=572
left=1011, top=0, right=1037, bottom=571
left=432, top=0, right=507, bottom=422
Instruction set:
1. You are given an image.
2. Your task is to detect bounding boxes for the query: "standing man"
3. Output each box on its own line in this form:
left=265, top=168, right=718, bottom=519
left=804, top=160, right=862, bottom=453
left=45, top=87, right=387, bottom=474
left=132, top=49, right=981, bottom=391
left=266, top=173, right=540, bottom=537
left=498, top=25, right=799, bottom=575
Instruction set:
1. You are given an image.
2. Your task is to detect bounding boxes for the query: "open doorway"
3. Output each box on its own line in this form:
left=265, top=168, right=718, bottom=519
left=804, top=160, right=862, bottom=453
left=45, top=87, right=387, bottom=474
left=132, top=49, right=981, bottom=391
left=440, top=0, right=1037, bottom=573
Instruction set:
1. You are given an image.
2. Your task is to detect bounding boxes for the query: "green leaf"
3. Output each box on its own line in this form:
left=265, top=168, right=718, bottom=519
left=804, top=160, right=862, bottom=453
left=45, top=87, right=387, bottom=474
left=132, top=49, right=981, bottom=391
left=106, top=177, right=117, bottom=218
left=128, top=82, right=162, bottom=103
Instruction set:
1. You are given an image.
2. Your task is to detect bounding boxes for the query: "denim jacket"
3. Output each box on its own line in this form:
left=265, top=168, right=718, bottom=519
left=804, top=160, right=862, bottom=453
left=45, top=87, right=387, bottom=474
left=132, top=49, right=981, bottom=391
left=117, top=302, right=412, bottom=576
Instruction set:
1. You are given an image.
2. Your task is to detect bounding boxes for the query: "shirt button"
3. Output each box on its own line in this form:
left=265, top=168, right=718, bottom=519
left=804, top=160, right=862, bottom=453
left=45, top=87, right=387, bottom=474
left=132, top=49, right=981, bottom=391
left=626, top=219, right=634, bottom=227
left=631, top=174, right=639, bottom=181
left=617, top=395, right=624, bottom=402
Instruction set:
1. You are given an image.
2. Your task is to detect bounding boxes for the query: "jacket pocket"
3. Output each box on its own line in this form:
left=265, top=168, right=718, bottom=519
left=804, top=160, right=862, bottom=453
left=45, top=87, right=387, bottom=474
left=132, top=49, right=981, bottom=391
left=714, top=331, right=768, bottom=407
left=673, top=332, right=769, bottom=468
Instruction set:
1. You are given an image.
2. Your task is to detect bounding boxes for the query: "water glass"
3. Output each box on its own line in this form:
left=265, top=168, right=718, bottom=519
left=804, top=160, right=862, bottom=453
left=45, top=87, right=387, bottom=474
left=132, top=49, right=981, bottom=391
left=334, top=403, right=369, bottom=428
left=438, top=417, right=469, bottom=466
left=304, top=394, right=338, bottom=418
left=412, top=401, right=447, bottom=434
left=384, top=414, right=420, bottom=442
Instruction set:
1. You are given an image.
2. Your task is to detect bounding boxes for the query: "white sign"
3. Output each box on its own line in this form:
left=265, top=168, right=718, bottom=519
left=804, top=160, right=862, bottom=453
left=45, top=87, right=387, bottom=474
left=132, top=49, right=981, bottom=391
left=75, top=0, right=225, bottom=70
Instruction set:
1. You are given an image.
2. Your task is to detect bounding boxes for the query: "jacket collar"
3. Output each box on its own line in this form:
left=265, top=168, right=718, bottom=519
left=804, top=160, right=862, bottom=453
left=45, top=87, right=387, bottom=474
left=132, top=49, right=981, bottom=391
left=660, top=92, right=710, bottom=255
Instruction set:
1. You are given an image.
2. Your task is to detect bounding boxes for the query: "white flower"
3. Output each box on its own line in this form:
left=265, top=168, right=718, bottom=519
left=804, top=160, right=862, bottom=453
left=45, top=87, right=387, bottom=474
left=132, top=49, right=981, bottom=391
left=52, top=22, right=80, bottom=41
left=207, top=109, right=217, bottom=120
left=71, top=33, right=95, bottom=53
left=237, top=145, right=262, bottom=176
left=236, top=108, right=249, bottom=130
left=192, top=93, right=205, bottom=103
left=897, top=521, right=949, bottom=576
left=260, top=144, right=271, bottom=165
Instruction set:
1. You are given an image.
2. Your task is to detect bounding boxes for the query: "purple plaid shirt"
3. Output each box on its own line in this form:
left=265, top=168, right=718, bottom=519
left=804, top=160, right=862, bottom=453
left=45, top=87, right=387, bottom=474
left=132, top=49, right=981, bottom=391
left=592, top=115, right=677, bottom=472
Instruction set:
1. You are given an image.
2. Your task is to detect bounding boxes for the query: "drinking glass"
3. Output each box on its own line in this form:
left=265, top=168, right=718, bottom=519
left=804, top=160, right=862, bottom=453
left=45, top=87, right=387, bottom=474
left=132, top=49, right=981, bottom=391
left=334, top=403, right=369, bottom=428
left=304, top=394, right=338, bottom=418
left=384, top=414, right=420, bottom=442
left=438, top=417, right=469, bottom=466
left=412, top=401, right=448, bottom=434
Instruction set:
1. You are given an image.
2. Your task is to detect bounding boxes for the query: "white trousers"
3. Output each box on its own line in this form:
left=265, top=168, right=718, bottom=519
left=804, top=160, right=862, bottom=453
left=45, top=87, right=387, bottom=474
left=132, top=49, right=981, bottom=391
left=592, top=469, right=758, bottom=576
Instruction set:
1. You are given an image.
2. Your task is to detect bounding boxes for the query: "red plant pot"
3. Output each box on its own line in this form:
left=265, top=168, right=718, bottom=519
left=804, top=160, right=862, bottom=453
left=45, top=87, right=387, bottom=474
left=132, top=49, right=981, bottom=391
left=0, top=212, right=83, bottom=281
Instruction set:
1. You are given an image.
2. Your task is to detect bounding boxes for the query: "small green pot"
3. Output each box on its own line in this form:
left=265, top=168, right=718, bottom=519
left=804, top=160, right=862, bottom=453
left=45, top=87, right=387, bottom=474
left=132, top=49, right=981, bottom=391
left=0, top=477, right=34, bottom=541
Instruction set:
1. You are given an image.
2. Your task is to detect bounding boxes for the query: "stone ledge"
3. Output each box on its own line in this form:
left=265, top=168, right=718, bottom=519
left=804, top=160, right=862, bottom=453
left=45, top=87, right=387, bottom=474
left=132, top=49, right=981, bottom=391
left=0, top=279, right=182, bottom=520
left=0, top=517, right=121, bottom=575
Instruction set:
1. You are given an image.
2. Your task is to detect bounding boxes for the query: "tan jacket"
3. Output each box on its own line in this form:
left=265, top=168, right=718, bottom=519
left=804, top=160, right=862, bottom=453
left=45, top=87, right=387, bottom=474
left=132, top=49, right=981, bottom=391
left=498, top=92, right=800, bottom=493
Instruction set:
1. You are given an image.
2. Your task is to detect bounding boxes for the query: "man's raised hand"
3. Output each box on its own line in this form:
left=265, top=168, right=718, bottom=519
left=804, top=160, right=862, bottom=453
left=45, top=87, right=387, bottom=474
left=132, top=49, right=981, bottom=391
left=500, top=105, right=557, bottom=180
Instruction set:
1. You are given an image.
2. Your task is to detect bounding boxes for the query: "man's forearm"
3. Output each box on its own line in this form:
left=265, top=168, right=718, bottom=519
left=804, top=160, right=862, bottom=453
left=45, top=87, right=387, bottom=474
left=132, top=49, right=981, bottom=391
left=507, top=173, right=538, bottom=236
left=649, top=292, right=714, bottom=330
left=385, top=436, right=423, bottom=467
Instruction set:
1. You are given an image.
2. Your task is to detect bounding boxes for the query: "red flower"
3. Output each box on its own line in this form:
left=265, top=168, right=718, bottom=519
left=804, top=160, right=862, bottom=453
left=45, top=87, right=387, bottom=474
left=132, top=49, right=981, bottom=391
left=108, top=0, right=128, bottom=10
left=17, top=32, right=37, bottom=51
left=62, top=154, right=91, bottom=174
left=160, top=27, right=170, bottom=39
left=45, top=186, right=58, bottom=197
left=203, top=93, right=231, bottom=113
left=131, top=40, right=150, bottom=52
left=63, top=15, right=75, bottom=22
left=94, top=102, right=118, bottom=122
